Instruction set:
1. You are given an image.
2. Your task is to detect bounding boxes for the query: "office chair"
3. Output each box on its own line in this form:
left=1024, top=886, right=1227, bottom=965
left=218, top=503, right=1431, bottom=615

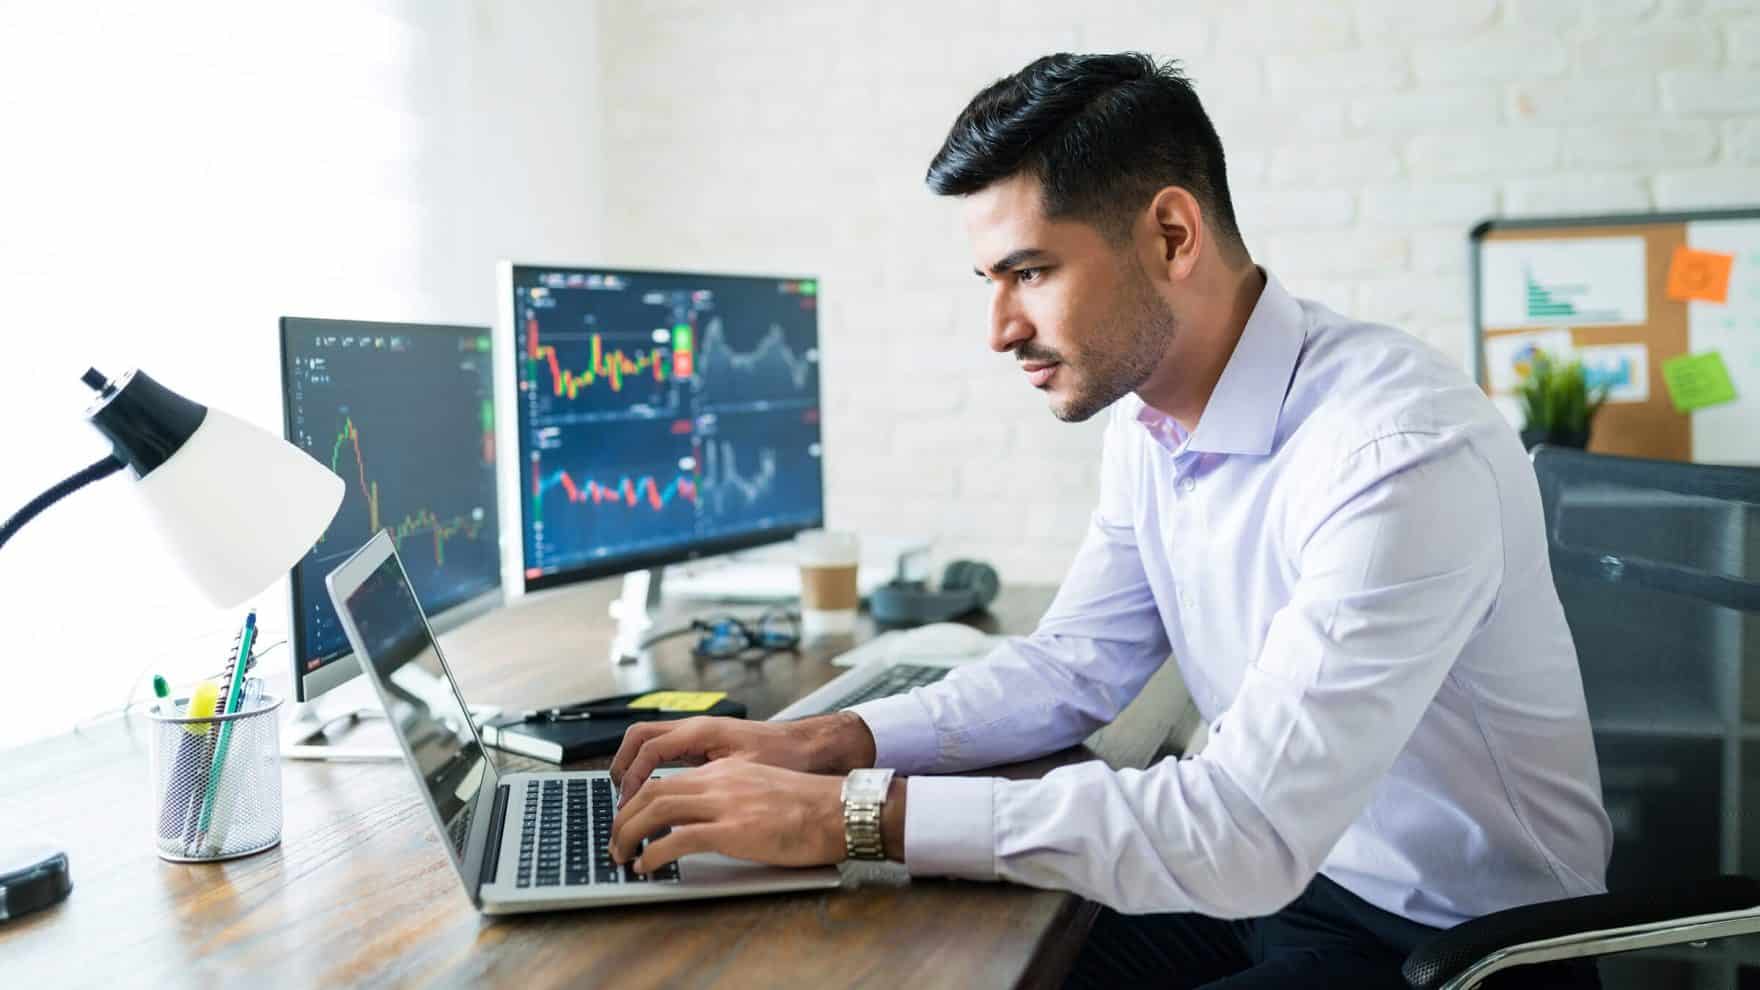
left=1402, top=446, right=1760, bottom=990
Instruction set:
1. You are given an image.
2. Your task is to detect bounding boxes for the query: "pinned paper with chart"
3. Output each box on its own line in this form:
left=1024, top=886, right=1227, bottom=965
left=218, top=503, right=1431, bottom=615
left=1483, top=329, right=1574, bottom=394
left=1480, top=237, right=1646, bottom=329
left=1578, top=343, right=1649, bottom=404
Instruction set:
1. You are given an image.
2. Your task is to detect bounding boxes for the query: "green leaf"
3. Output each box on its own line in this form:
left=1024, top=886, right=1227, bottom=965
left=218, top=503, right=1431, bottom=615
left=1514, top=347, right=1606, bottom=434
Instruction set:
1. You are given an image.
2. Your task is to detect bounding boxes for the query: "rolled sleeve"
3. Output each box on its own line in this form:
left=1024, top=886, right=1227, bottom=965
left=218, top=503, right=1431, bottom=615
left=902, top=775, right=998, bottom=880
left=847, top=692, right=941, bottom=773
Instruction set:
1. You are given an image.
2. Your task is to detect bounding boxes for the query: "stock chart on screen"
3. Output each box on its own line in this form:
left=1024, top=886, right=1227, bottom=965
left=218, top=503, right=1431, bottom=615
left=509, top=266, right=824, bottom=588
left=282, top=319, right=501, bottom=677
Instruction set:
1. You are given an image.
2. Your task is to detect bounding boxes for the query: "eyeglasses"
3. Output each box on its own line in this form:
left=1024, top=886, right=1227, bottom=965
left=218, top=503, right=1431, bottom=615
left=687, top=609, right=801, bottom=662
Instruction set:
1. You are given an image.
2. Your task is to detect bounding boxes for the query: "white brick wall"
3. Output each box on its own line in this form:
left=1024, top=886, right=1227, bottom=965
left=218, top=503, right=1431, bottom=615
left=596, top=0, right=1760, bottom=584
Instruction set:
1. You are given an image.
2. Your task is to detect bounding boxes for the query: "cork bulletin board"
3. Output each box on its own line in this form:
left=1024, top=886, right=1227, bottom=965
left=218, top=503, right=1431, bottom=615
left=1471, top=208, right=1760, bottom=465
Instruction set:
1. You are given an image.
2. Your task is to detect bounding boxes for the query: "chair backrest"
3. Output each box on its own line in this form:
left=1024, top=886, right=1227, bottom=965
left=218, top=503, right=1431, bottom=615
left=1530, top=445, right=1760, bottom=890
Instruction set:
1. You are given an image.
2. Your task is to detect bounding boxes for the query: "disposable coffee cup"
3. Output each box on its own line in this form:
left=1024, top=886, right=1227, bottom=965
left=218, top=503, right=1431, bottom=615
left=796, top=529, right=859, bottom=639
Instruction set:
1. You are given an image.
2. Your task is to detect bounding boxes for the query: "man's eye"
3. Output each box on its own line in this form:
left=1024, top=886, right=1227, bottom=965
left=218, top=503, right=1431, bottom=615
left=1016, top=267, right=1042, bottom=283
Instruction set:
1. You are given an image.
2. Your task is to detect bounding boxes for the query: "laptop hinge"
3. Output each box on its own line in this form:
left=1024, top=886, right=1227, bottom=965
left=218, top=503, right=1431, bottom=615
left=482, top=783, right=511, bottom=890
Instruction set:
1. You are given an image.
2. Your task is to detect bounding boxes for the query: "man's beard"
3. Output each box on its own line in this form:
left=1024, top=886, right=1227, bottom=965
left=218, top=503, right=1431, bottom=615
left=1050, top=270, right=1177, bottom=423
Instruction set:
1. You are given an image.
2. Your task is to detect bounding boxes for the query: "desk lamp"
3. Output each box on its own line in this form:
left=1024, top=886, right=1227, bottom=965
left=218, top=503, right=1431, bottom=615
left=0, top=367, right=344, bottom=922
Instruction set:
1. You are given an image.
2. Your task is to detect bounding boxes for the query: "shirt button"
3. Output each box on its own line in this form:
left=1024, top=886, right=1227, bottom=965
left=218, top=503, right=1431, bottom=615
left=1179, top=475, right=1196, bottom=494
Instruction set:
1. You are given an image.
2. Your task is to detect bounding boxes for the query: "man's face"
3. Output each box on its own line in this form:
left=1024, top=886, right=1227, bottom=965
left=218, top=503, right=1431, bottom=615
left=965, top=173, right=1177, bottom=423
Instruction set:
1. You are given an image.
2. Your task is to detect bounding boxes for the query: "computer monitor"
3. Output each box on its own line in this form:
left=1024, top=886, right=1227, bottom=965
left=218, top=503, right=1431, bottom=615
left=496, top=264, right=824, bottom=616
left=280, top=317, right=503, bottom=722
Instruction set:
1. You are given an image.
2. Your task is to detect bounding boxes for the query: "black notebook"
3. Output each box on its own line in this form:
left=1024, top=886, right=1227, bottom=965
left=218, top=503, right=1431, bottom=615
left=479, top=694, right=748, bottom=764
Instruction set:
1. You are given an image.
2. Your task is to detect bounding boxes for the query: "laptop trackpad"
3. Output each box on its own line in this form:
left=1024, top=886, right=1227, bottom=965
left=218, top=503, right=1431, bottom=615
left=676, top=850, right=833, bottom=887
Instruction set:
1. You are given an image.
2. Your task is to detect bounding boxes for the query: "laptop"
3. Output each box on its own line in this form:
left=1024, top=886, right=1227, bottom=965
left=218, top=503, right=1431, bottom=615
left=326, top=530, right=842, bottom=914
left=770, top=623, right=1001, bottom=722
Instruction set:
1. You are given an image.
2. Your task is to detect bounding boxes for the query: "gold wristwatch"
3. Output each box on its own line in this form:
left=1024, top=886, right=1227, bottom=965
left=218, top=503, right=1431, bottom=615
left=841, top=768, right=895, bottom=861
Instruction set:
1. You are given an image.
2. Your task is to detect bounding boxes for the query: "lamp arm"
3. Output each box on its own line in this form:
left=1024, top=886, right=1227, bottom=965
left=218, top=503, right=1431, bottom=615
left=0, top=454, right=127, bottom=551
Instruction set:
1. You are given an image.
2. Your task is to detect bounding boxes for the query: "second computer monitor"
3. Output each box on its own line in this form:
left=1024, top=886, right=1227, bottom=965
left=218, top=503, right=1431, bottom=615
left=281, top=317, right=503, bottom=702
left=500, top=264, right=825, bottom=592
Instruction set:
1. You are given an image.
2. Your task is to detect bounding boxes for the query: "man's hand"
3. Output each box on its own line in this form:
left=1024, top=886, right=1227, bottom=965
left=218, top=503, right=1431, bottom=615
left=609, top=712, right=875, bottom=807
left=609, top=760, right=845, bottom=873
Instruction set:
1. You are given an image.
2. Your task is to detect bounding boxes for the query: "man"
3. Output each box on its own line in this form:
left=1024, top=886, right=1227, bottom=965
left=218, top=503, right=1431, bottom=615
left=609, top=53, right=1611, bottom=988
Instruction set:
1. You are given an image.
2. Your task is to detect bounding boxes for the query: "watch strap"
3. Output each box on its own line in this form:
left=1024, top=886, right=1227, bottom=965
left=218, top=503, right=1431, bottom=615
left=842, top=768, right=894, bottom=861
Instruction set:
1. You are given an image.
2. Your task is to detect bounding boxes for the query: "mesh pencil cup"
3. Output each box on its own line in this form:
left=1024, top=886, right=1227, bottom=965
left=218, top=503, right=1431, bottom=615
left=147, top=694, right=285, bottom=862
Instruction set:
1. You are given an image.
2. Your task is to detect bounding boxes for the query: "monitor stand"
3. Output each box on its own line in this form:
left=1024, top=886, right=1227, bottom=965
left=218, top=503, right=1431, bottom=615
left=282, top=667, right=501, bottom=762
left=282, top=698, right=398, bottom=762
left=608, top=567, right=665, bottom=667
left=603, top=568, right=665, bottom=694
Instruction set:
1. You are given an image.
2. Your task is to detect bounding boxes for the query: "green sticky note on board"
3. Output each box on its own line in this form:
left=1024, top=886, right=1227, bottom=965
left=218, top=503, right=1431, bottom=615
left=1661, top=351, right=1737, bottom=412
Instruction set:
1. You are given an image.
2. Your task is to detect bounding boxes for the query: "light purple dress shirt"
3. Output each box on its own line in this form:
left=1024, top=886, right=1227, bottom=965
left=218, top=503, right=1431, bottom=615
left=850, top=271, right=1611, bottom=928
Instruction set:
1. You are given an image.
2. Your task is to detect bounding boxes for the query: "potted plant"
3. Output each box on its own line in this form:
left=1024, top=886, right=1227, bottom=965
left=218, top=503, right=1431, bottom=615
left=1515, top=350, right=1609, bottom=451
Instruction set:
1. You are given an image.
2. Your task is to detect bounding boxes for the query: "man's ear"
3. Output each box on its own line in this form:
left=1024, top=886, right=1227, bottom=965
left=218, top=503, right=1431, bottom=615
left=1144, top=186, right=1203, bottom=282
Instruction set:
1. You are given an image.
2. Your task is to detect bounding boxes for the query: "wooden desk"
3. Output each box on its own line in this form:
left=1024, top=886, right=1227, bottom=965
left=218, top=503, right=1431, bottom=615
left=1, top=582, right=1185, bottom=988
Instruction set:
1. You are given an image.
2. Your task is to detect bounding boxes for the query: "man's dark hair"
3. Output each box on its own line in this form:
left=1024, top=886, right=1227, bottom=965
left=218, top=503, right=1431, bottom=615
left=926, top=52, right=1243, bottom=254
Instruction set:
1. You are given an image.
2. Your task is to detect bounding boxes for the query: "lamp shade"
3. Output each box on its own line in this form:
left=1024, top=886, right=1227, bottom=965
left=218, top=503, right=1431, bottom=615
left=84, top=369, right=344, bottom=608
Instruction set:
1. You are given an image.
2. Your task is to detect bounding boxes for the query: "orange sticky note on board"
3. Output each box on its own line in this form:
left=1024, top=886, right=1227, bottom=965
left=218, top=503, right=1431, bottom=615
left=1666, top=246, right=1734, bottom=304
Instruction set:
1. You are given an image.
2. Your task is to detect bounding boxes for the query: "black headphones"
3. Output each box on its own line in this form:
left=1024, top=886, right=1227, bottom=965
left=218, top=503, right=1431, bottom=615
left=869, top=558, right=1001, bottom=627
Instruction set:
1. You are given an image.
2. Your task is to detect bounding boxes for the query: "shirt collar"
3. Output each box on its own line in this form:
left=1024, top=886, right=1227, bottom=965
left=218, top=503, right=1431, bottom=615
left=1153, top=269, right=1306, bottom=458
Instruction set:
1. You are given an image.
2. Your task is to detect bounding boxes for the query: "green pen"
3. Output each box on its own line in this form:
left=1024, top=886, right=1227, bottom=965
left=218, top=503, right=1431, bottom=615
left=152, top=675, right=170, bottom=714
left=195, top=612, right=256, bottom=842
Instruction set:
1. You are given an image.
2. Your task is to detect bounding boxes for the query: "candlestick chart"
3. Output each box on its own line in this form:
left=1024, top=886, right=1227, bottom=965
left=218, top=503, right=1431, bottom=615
left=512, top=268, right=824, bottom=584
left=284, top=324, right=501, bottom=669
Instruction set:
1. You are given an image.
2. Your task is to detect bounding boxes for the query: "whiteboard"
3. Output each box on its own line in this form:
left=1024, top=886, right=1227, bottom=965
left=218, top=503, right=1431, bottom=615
left=1685, top=220, right=1760, bottom=464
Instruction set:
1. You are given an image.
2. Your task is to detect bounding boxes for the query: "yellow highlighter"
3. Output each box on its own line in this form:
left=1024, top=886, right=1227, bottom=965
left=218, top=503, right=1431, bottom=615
left=184, top=681, right=220, bottom=733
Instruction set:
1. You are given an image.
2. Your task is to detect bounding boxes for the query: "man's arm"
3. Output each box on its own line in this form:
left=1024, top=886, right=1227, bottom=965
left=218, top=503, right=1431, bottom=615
left=847, top=410, right=1174, bottom=775
left=611, top=407, right=1169, bottom=798
left=898, top=433, right=1506, bottom=916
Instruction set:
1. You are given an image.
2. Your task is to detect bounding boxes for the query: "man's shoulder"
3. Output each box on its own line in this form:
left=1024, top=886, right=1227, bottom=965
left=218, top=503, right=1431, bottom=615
left=1278, top=300, right=1485, bottom=462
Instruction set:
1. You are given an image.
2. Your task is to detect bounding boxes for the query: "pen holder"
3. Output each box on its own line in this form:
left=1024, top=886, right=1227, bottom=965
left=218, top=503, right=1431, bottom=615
left=146, top=694, right=285, bottom=863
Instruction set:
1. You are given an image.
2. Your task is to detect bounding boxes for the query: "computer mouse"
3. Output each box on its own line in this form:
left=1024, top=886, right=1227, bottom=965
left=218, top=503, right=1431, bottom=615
left=890, top=622, right=996, bottom=660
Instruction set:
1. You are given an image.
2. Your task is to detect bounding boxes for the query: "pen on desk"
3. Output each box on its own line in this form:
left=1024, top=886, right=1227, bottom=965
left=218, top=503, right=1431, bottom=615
left=520, top=692, right=726, bottom=723
left=520, top=706, right=634, bottom=723
left=152, top=675, right=170, bottom=715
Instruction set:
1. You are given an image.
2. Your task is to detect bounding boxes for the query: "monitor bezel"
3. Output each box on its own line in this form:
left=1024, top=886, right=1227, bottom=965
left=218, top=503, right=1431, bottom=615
left=279, top=315, right=506, bottom=703
left=495, top=262, right=828, bottom=597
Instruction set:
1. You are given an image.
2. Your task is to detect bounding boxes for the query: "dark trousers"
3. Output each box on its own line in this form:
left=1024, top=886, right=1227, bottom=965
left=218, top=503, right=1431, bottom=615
left=1064, top=874, right=1600, bottom=989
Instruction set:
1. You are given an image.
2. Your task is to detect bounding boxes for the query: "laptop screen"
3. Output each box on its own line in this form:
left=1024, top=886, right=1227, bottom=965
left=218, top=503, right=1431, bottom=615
left=341, top=550, right=495, bottom=880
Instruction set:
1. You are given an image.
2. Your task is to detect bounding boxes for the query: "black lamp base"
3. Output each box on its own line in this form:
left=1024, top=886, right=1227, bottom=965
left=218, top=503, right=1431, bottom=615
left=0, top=846, right=72, bottom=922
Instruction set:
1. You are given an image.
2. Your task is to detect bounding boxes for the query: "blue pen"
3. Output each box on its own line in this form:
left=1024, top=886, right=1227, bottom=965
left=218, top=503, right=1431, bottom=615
left=194, top=611, right=255, bottom=845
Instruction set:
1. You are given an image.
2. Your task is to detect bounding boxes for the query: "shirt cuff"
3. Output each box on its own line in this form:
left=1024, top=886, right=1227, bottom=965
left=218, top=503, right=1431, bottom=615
left=847, top=692, right=940, bottom=773
left=902, top=775, right=997, bottom=881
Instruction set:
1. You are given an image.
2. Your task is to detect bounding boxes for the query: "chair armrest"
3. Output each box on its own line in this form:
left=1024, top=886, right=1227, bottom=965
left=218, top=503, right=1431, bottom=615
left=1402, top=876, right=1760, bottom=990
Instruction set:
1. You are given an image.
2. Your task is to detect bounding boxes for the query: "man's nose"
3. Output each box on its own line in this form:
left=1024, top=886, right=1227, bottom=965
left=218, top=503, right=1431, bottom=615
left=988, top=288, right=1031, bottom=354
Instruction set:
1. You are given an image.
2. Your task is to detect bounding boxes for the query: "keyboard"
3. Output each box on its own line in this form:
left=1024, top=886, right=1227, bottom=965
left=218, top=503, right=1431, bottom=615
left=516, top=776, right=680, bottom=888
left=830, top=662, right=951, bottom=710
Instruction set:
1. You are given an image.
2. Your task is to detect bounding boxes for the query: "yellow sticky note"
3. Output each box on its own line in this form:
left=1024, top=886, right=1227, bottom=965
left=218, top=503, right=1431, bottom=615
left=1666, top=246, right=1734, bottom=304
left=625, top=691, right=726, bottom=712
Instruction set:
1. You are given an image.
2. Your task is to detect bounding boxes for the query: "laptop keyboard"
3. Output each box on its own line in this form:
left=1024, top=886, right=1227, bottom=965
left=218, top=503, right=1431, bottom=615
left=516, top=776, right=680, bottom=888
left=830, top=662, right=951, bottom=710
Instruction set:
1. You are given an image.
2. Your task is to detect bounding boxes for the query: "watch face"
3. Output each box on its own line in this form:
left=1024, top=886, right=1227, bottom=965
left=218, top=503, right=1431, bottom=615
left=845, top=768, right=893, bottom=803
